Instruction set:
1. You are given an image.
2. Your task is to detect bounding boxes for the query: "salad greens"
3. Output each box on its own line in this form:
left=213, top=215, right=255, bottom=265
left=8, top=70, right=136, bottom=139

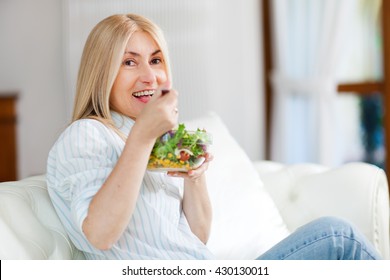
left=147, top=123, right=212, bottom=171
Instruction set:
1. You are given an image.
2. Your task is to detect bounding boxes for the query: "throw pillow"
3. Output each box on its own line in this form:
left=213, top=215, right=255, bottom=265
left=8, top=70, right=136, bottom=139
left=184, top=112, right=290, bottom=259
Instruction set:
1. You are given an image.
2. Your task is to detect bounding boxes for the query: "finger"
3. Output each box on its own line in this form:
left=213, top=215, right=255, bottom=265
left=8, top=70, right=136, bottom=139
left=188, top=161, right=209, bottom=177
left=156, top=80, right=172, bottom=97
left=150, top=85, right=173, bottom=102
left=156, top=89, right=178, bottom=107
left=168, top=167, right=203, bottom=178
left=204, top=153, right=214, bottom=162
left=167, top=171, right=188, bottom=178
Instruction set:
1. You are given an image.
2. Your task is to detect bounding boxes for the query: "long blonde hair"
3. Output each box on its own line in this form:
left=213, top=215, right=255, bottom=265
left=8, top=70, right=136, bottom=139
left=72, top=14, right=171, bottom=130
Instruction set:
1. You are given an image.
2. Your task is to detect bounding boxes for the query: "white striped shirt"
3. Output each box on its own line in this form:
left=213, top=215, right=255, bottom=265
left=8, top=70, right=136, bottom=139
left=46, top=112, right=214, bottom=260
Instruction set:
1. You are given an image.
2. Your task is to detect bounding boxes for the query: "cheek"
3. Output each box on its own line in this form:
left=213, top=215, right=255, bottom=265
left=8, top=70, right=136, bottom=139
left=110, top=76, right=128, bottom=105
left=114, top=67, right=138, bottom=86
left=109, top=82, right=121, bottom=105
left=111, top=73, right=124, bottom=95
left=156, top=70, right=169, bottom=86
left=109, top=91, right=120, bottom=110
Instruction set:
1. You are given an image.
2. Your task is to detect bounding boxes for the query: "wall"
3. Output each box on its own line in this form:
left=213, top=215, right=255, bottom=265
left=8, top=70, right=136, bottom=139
left=0, top=0, right=67, bottom=179
left=0, top=0, right=264, bottom=179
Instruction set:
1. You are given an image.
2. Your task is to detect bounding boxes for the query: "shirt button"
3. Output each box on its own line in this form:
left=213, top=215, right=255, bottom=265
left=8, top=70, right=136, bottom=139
left=161, top=183, right=166, bottom=190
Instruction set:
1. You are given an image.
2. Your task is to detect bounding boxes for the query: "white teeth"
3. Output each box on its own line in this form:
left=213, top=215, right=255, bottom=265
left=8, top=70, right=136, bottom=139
left=132, top=90, right=155, bottom=97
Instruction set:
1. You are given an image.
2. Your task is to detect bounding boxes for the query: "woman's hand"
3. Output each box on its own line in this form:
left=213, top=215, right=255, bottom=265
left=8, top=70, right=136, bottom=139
left=167, top=153, right=214, bottom=181
left=135, top=87, right=179, bottom=141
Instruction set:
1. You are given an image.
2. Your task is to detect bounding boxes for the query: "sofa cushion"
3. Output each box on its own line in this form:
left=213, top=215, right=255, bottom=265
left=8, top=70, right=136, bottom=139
left=184, top=112, right=290, bottom=259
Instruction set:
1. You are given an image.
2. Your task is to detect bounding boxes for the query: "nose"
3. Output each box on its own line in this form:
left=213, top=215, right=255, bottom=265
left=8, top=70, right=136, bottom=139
left=139, top=64, right=156, bottom=85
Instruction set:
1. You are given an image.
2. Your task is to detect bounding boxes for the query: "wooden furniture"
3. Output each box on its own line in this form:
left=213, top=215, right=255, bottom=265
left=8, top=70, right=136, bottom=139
left=0, top=93, right=18, bottom=182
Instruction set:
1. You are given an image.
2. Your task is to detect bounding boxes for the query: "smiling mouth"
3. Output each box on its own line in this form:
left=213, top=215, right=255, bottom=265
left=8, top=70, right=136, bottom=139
left=132, top=90, right=155, bottom=103
left=132, top=90, right=155, bottom=98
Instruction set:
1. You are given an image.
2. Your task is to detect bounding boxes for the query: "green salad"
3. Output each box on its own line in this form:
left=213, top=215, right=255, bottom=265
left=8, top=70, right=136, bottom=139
left=147, top=123, right=212, bottom=171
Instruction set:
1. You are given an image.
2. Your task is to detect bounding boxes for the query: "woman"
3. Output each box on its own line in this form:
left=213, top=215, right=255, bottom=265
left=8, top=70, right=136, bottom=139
left=47, top=13, right=381, bottom=260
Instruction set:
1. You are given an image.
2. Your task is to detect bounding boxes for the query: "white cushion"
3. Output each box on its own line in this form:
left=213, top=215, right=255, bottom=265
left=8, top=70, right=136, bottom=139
left=184, top=112, right=290, bottom=259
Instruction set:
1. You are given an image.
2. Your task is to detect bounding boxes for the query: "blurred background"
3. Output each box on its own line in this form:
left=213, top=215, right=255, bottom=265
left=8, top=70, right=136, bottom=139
left=0, top=0, right=386, bottom=180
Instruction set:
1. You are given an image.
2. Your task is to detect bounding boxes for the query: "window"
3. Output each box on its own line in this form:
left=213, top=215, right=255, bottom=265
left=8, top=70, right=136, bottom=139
left=262, top=0, right=390, bottom=177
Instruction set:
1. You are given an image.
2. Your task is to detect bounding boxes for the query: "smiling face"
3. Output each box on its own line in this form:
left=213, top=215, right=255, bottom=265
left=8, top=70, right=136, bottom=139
left=110, top=31, right=169, bottom=120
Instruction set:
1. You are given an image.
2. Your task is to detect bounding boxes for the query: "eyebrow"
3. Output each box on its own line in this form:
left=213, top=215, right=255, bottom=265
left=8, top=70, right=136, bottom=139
left=124, top=50, right=161, bottom=57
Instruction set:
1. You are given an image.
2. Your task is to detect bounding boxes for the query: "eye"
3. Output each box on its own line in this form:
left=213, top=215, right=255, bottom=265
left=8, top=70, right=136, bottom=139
left=123, top=59, right=136, bottom=67
left=150, top=58, right=162, bottom=65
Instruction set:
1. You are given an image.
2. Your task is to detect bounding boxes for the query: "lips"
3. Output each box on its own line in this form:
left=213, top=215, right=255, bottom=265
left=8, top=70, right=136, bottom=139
left=132, top=89, right=155, bottom=103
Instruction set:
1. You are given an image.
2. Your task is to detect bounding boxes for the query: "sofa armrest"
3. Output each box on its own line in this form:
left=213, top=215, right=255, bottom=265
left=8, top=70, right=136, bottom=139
left=0, top=175, right=85, bottom=259
left=254, top=160, right=390, bottom=259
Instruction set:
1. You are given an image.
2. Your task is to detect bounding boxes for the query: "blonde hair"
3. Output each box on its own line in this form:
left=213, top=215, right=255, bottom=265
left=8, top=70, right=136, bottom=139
left=72, top=14, right=171, bottom=130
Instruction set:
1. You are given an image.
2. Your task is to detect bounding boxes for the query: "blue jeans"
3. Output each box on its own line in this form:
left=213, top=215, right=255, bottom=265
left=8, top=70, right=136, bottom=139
left=256, top=216, right=382, bottom=260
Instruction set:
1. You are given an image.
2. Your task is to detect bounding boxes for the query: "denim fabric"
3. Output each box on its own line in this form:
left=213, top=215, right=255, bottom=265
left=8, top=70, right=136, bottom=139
left=257, top=216, right=382, bottom=260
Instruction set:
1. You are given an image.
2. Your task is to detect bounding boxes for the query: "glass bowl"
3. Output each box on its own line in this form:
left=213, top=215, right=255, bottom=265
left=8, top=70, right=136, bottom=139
left=147, top=124, right=212, bottom=172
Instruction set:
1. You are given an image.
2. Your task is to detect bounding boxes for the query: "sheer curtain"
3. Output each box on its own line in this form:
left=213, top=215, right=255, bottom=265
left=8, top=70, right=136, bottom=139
left=270, top=0, right=354, bottom=166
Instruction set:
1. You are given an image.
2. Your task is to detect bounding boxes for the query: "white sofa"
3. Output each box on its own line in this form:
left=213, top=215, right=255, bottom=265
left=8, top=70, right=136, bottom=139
left=0, top=113, right=389, bottom=259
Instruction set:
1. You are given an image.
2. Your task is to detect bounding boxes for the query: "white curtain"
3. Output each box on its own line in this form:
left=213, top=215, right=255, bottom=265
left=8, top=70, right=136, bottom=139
left=270, top=0, right=354, bottom=166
